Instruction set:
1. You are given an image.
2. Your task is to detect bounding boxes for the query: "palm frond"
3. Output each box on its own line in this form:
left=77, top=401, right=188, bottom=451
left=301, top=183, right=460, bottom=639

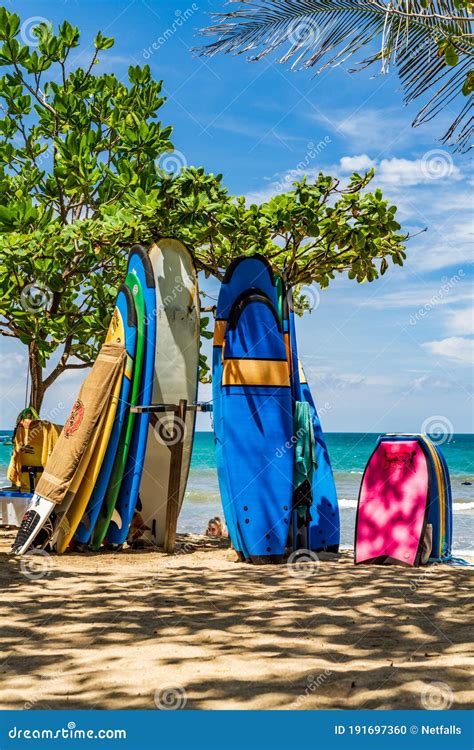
left=198, top=1, right=473, bottom=151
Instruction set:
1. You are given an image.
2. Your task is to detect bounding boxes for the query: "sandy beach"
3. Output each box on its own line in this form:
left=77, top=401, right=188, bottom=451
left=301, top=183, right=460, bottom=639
left=0, top=528, right=472, bottom=711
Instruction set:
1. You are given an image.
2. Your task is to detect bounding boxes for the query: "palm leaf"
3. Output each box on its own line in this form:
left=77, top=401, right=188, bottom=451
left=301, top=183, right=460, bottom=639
left=198, top=1, right=473, bottom=151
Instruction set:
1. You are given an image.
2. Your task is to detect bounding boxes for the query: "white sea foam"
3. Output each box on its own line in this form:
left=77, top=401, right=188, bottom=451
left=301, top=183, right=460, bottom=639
left=453, top=501, right=474, bottom=511
left=338, top=498, right=358, bottom=509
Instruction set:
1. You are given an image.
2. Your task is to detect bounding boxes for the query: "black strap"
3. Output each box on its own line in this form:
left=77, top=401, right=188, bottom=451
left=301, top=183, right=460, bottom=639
left=20, top=465, right=44, bottom=493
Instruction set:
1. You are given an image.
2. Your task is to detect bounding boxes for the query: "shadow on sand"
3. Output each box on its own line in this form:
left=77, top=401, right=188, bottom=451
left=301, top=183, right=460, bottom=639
left=0, top=531, right=472, bottom=710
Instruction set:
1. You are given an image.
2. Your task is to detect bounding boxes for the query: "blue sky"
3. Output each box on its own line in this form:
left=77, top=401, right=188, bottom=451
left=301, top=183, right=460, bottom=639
left=1, top=0, right=473, bottom=433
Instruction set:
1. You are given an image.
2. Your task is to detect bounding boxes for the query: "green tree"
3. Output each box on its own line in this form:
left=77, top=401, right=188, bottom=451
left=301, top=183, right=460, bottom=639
left=0, top=7, right=406, bottom=413
left=199, top=0, right=474, bottom=151
left=0, top=8, right=175, bottom=411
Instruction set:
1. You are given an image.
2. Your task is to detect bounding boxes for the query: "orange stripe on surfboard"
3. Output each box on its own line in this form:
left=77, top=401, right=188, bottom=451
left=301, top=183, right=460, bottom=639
left=213, top=319, right=226, bottom=347
left=222, top=359, right=290, bottom=387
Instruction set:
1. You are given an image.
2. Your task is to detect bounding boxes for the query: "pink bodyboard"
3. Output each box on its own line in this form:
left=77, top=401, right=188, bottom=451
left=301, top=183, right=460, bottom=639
left=355, top=440, right=429, bottom=565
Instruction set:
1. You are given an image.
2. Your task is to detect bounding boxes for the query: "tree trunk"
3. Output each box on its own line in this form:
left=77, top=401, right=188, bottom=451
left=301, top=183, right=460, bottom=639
left=28, top=342, right=46, bottom=414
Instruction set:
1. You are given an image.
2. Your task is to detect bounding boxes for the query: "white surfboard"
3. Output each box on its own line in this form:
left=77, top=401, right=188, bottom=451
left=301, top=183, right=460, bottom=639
left=10, top=495, right=56, bottom=555
left=139, top=238, right=200, bottom=546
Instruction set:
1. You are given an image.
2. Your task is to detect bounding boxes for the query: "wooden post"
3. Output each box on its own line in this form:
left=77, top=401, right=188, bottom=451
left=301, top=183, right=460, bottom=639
left=163, top=399, right=187, bottom=553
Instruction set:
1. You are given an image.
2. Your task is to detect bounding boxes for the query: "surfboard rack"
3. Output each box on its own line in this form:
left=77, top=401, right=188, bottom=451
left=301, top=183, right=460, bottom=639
left=131, top=400, right=213, bottom=553
left=132, top=403, right=213, bottom=414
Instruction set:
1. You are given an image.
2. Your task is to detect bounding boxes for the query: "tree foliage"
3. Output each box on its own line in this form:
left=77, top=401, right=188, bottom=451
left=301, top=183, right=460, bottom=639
left=0, top=7, right=406, bottom=412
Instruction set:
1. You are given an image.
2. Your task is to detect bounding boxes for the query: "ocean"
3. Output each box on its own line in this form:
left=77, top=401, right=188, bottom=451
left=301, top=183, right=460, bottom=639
left=1, top=431, right=473, bottom=551
left=179, top=432, right=474, bottom=552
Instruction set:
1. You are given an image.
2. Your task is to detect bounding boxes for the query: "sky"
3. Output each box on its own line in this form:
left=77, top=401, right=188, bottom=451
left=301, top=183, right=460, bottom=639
left=1, top=0, right=473, bottom=434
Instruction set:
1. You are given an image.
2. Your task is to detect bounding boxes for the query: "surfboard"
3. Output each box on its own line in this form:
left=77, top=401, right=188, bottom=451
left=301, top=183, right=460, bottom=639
left=90, top=272, right=146, bottom=550
left=51, top=373, right=123, bottom=552
left=106, top=245, right=156, bottom=546
left=380, top=434, right=450, bottom=561
left=70, top=285, right=138, bottom=547
left=11, top=312, right=127, bottom=556
left=10, top=492, right=57, bottom=555
left=0, top=489, right=33, bottom=499
left=138, top=238, right=200, bottom=547
left=355, top=437, right=432, bottom=566
left=420, top=435, right=446, bottom=560
left=213, top=254, right=277, bottom=556
left=287, top=290, right=339, bottom=552
left=435, top=444, right=452, bottom=558
left=220, top=290, right=294, bottom=562
left=277, top=279, right=340, bottom=553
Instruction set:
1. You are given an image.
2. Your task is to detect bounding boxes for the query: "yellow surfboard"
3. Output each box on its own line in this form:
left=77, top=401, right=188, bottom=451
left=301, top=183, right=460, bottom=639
left=53, top=298, right=129, bottom=553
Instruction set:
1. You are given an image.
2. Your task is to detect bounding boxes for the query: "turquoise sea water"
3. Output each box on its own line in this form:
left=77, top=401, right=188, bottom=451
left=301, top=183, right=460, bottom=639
left=181, top=432, right=474, bottom=552
left=1, top=431, right=472, bottom=551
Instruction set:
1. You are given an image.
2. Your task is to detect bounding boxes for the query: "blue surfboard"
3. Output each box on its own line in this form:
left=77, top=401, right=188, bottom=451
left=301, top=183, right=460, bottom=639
left=213, top=255, right=277, bottom=556
left=421, top=438, right=450, bottom=560
left=106, top=245, right=157, bottom=545
left=299, top=375, right=340, bottom=552
left=73, top=284, right=137, bottom=545
left=219, top=291, right=294, bottom=561
left=435, top=445, right=452, bottom=557
left=215, top=255, right=340, bottom=555
left=0, top=490, right=33, bottom=500
left=278, top=281, right=340, bottom=552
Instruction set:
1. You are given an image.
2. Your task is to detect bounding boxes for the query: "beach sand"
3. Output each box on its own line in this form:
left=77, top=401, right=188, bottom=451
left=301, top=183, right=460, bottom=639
left=0, top=528, right=472, bottom=711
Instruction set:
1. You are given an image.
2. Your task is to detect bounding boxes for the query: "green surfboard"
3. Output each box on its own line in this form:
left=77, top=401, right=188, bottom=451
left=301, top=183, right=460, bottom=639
left=91, top=272, right=146, bottom=550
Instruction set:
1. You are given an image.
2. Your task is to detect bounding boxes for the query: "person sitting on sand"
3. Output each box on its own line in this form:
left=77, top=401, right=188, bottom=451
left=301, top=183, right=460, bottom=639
left=127, top=510, right=151, bottom=546
left=205, top=516, right=228, bottom=538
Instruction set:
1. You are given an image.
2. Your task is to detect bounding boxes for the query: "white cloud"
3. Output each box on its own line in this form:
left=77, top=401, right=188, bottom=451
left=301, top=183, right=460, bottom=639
left=422, top=336, right=474, bottom=364
left=0, top=353, right=25, bottom=379
left=339, top=154, right=375, bottom=173
left=411, top=375, right=452, bottom=392
left=444, top=306, right=474, bottom=337
left=380, top=155, right=461, bottom=186
left=245, top=151, right=471, bottom=273
left=339, top=154, right=461, bottom=187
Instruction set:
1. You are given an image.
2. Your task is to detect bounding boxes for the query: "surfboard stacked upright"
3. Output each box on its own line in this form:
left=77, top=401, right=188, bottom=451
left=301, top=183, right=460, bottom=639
left=212, top=255, right=340, bottom=564
left=11, top=239, right=200, bottom=556
left=354, top=434, right=453, bottom=567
